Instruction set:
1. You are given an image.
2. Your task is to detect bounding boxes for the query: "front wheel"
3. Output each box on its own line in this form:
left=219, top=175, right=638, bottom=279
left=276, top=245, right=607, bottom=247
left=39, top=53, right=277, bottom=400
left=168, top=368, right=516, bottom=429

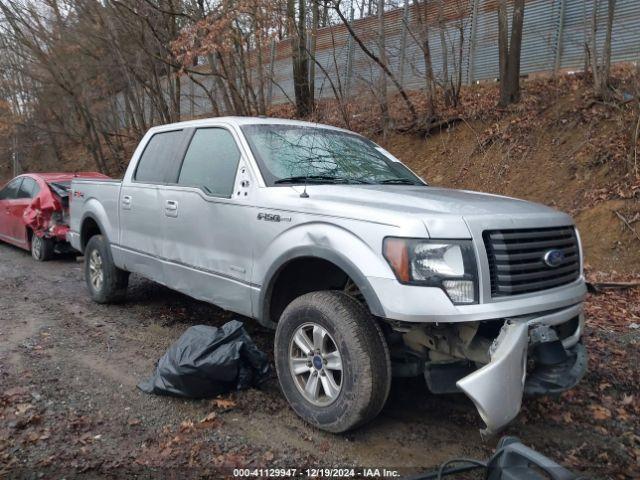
left=31, top=235, right=54, bottom=261
left=274, top=291, right=391, bottom=433
left=84, top=234, right=129, bottom=303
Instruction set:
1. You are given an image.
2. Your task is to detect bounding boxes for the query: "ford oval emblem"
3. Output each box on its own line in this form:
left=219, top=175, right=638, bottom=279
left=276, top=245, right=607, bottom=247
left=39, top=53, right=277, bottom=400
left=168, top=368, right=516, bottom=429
left=543, top=249, right=565, bottom=268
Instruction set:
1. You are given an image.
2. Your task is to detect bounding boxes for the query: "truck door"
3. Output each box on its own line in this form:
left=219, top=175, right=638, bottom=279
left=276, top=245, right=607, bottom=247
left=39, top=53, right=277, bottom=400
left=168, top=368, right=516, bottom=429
left=159, top=126, right=255, bottom=316
left=118, top=129, right=187, bottom=284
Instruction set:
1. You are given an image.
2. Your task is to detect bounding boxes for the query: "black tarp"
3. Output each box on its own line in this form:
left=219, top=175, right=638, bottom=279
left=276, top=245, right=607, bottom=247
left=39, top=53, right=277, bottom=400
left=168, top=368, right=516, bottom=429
left=138, top=320, right=269, bottom=398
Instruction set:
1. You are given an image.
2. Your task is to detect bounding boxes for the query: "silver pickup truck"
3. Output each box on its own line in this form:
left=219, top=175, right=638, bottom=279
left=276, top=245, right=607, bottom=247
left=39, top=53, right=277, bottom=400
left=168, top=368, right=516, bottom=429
left=69, top=117, right=587, bottom=434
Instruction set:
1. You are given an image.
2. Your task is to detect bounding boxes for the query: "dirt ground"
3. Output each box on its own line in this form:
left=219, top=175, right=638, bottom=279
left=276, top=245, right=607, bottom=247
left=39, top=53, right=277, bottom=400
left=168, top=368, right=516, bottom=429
left=0, top=243, right=638, bottom=479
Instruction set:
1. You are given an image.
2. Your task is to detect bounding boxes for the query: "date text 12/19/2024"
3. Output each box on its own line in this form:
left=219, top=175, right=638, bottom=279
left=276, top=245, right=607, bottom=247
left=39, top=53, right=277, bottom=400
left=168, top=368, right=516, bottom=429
left=233, top=468, right=401, bottom=478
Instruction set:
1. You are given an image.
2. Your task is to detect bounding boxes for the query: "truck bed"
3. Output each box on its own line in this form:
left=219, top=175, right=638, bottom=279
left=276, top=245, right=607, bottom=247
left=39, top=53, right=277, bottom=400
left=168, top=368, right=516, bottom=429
left=68, top=178, right=123, bottom=250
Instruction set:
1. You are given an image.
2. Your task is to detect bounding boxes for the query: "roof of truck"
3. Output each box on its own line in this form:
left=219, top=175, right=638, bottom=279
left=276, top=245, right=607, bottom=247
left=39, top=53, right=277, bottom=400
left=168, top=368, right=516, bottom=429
left=147, top=116, right=354, bottom=135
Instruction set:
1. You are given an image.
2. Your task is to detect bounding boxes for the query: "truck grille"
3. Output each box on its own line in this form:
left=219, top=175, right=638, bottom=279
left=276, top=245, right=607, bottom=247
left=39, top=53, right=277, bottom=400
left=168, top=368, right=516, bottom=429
left=483, top=227, right=580, bottom=297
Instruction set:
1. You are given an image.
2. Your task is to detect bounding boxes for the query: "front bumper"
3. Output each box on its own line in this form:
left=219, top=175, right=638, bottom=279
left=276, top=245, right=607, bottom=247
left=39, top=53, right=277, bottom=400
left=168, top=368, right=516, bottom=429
left=369, top=276, right=587, bottom=323
left=455, top=305, right=587, bottom=434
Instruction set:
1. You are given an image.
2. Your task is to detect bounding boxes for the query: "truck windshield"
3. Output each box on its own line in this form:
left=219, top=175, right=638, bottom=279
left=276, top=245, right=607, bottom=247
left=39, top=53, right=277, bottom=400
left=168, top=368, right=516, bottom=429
left=241, top=124, right=425, bottom=186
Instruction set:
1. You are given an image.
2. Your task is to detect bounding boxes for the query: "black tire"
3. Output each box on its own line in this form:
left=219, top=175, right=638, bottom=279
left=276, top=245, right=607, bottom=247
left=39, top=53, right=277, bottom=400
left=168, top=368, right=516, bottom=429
left=31, top=234, right=54, bottom=261
left=274, top=291, right=391, bottom=433
left=84, top=234, right=129, bottom=303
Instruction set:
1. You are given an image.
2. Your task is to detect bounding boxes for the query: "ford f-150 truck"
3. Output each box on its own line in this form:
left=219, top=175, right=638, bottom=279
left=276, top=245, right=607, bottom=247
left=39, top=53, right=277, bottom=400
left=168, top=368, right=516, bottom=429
left=69, top=117, right=587, bottom=434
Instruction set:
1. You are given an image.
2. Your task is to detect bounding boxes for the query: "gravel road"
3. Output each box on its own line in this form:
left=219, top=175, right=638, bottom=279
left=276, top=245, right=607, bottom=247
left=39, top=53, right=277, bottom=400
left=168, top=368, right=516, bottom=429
left=1, top=243, right=636, bottom=478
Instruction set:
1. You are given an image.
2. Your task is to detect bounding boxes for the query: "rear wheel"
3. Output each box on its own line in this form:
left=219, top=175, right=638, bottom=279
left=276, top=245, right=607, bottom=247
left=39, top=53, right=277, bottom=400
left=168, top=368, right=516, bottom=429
left=275, top=291, right=391, bottom=433
left=84, top=235, right=129, bottom=303
left=31, top=235, right=54, bottom=262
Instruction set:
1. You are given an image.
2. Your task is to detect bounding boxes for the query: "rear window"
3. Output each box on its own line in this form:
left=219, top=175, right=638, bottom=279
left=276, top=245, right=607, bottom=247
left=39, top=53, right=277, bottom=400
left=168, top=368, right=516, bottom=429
left=17, top=177, right=39, bottom=199
left=48, top=181, right=69, bottom=198
left=134, top=130, right=184, bottom=184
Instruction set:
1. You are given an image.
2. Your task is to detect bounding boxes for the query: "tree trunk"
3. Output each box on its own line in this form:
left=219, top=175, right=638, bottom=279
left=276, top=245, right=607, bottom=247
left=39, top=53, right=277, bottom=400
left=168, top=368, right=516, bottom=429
left=288, top=0, right=312, bottom=117
left=310, top=0, right=320, bottom=106
left=378, top=0, right=389, bottom=136
left=498, top=0, right=525, bottom=107
left=438, top=1, right=452, bottom=106
left=415, top=0, right=436, bottom=119
left=256, top=32, right=267, bottom=115
left=596, top=0, right=616, bottom=99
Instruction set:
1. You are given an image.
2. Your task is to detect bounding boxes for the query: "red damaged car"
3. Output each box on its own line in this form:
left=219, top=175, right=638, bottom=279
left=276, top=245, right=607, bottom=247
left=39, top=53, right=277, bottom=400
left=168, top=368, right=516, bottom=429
left=0, top=172, right=108, bottom=261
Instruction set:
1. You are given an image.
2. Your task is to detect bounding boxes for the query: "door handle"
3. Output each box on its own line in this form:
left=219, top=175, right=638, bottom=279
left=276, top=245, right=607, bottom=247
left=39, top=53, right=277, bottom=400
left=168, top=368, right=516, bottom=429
left=122, top=195, right=132, bottom=205
left=164, top=200, right=179, bottom=217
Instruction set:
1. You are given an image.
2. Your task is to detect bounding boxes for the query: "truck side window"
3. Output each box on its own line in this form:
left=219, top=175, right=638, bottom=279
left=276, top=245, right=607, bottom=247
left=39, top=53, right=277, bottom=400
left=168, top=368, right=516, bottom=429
left=178, top=128, right=241, bottom=197
left=135, top=130, right=184, bottom=184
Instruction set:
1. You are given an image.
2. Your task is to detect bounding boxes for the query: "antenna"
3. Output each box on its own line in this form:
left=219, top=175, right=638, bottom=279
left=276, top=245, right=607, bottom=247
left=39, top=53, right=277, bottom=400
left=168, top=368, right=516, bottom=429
left=300, top=119, right=321, bottom=199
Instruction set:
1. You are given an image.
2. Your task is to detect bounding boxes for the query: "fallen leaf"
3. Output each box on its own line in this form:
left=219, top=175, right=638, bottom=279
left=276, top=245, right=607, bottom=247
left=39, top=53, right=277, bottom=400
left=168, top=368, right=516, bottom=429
left=211, top=397, right=237, bottom=411
left=590, top=405, right=612, bottom=421
left=200, top=412, right=217, bottom=423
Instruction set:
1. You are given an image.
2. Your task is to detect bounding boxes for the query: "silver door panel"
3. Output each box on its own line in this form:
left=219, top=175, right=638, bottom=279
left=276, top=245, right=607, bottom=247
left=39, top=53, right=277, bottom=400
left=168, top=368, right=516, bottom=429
left=118, top=184, right=164, bottom=283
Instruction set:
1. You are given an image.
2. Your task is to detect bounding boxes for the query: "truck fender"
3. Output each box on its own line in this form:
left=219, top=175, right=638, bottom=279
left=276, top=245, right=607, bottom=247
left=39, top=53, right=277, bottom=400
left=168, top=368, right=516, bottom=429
left=256, top=223, right=389, bottom=325
left=78, top=200, right=113, bottom=250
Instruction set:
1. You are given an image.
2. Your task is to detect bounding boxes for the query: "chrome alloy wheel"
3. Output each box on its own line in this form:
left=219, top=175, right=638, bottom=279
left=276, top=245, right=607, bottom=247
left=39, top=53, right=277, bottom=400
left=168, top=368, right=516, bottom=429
left=31, top=236, right=42, bottom=259
left=88, top=249, right=104, bottom=291
left=289, top=323, right=343, bottom=406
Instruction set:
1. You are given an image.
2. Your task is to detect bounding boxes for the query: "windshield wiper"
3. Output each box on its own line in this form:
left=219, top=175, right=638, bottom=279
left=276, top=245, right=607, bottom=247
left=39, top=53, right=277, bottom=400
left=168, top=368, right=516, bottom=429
left=377, top=178, right=420, bottom=185
left=274, top=175, right=371, bottom=185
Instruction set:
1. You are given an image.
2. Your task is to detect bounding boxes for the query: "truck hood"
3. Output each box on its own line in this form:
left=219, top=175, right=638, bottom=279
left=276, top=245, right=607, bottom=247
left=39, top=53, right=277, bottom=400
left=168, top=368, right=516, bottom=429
left=291, top=185, right=562, bottom=216
left=288, top=185, right=573, bottom=237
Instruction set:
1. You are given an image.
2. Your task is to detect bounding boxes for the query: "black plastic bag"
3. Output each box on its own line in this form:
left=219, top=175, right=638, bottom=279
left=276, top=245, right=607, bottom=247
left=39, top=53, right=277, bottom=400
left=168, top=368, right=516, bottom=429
left=138, top=320, right=269, bottom=398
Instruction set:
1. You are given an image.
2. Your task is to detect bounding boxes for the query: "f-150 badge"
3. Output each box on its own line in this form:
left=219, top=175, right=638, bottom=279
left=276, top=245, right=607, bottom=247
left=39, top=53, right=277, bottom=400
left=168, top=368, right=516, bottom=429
left=257, top=212, right=291, bottom=222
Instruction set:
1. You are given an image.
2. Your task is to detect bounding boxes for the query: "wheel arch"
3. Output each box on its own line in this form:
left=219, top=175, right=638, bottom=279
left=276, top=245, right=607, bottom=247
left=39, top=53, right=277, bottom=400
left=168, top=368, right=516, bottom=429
left=258, top=246, right=385, bottom=328
left=79, top=213, right=106, bottom=253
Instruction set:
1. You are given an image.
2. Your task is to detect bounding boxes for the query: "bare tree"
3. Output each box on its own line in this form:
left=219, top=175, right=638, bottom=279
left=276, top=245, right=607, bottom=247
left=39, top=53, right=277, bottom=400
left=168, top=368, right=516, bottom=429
left=589, top=0, right=617, bottom=99
left=378, top=0, right=390, bottom=135
left=288, top=0, right=313, bottom=116
left=309, top=0, right=320, bottom=102
left=497, top=0, right=525, bottom=107
left=413, top=0, right=436, bottom=118
left=331, top=0, right=418, bottom=126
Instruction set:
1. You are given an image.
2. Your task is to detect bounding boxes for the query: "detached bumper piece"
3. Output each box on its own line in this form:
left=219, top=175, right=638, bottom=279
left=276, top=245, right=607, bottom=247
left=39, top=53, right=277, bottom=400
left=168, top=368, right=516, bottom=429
left=455, top=320, right=588, bottom=435
left=525, top=342, right=587, bottom=396
left=456, top=319, right=529, bottom=435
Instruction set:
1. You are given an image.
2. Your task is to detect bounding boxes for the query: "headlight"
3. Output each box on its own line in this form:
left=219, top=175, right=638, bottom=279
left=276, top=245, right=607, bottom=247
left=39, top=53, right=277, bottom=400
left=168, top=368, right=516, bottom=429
left=383, top=238, right=478, bottom=304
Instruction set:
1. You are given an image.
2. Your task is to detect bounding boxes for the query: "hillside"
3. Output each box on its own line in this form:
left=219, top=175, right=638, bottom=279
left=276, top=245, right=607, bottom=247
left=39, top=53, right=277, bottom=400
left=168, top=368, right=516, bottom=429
left=5, top=69, right=639, bottom=273
left=377, top=79, right=640, bottom=273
